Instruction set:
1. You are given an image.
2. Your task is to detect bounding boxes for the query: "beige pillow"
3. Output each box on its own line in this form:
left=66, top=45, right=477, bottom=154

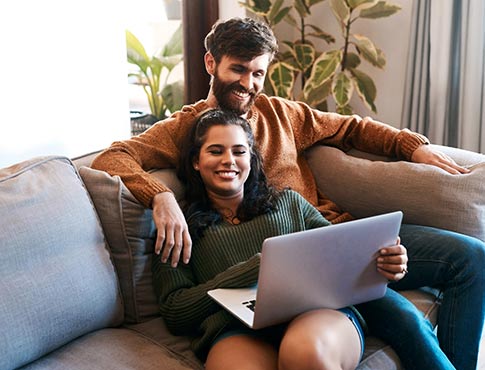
left=306, top=145, right=485, bottom=241
left=79, top=166, right=184, bottom=324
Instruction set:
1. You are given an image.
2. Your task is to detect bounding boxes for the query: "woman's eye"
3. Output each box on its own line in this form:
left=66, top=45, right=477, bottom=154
left=233, top=150, right=247, bottom=156
left=209, top=150, right=222, bottom=155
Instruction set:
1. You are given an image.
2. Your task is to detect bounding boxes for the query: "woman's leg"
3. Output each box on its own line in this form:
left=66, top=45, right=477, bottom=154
left=279, top=309, right=362, bottom=370
left=393, top=224, right=485, bottom=370
left=205, top=334, right=278, bottom=370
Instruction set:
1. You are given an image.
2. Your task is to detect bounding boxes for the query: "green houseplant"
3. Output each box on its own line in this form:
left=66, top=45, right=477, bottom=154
left=126, top=23, right=184, bottom=120
left=240, top=0, right=401, bottom=114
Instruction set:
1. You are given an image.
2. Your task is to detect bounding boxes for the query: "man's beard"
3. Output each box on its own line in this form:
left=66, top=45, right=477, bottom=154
left=212, top=73, right=259, bottom=115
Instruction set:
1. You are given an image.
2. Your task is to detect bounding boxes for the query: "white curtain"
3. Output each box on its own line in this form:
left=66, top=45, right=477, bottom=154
left=401, top=0, right=485, bottom=153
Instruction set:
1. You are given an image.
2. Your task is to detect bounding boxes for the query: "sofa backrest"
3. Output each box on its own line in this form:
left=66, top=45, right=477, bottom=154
left=0, top=156, right=123, bottom=370
left=78, top=166, right=185, bottom=324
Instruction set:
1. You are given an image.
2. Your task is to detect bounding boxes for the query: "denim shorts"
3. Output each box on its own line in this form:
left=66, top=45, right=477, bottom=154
left=212, top=307, right=365, bottom=358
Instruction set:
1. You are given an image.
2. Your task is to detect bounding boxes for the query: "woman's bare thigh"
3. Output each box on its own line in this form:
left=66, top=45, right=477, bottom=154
left=205, top=334, right=279, bottom=370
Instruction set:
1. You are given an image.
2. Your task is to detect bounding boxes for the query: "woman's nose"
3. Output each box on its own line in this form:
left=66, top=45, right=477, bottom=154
left=222, top=152, right=236, bottom=165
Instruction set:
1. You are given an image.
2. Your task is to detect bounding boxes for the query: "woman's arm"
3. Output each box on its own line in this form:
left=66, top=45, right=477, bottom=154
left=152, top=253, right=261, bottom=335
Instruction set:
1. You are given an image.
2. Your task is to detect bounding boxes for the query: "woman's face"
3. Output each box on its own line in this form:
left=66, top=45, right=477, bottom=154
left=194, top=124, right=251, bottom=200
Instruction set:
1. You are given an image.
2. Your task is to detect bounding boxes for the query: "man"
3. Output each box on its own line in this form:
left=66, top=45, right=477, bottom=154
left=93, top=17, right=485, bottom=369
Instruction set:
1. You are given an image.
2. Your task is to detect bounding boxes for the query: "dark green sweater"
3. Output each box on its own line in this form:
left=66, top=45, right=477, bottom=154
left=152, top=190, right=335, bottom=360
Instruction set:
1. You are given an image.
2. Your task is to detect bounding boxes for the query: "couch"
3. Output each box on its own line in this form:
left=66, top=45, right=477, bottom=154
left=1, top=144, right=484, bottom=370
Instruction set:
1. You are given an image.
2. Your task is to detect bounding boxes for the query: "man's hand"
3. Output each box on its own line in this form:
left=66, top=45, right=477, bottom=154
left=152, top=192, right=192, bottom=267
left=377, top=237, right=408, bottom=282
left=411, top=145, right=470, bottom=174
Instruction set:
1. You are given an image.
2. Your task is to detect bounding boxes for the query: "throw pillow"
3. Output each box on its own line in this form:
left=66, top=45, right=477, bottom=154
left=306, top=145, right=485, bottom=241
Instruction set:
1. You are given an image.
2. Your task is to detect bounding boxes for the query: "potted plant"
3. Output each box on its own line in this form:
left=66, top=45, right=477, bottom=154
left=240, top=0, right=401, bottom=115
left=126, top=23, right=184, bottom=134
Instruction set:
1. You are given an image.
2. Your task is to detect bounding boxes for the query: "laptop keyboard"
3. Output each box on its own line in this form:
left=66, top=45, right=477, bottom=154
left=242, top=299, right=256, bottom=312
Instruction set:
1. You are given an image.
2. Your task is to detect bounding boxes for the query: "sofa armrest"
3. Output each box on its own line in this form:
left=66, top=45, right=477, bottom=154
left=306, top=144, right=485, bottom=241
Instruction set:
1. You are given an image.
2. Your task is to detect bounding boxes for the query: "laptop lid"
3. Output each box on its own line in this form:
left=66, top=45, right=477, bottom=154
left=208, top=211, right=403, bottom=329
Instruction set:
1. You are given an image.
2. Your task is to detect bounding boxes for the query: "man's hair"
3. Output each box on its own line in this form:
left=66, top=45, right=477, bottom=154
left=177, top=109, right=279, bottom=241
left=204, top=17, right=279, bottom=63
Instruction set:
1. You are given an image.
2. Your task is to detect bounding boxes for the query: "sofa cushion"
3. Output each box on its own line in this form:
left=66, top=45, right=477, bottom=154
left=306, top=145, right=485, bottom=241
left=78, top=166, right=184, bottom=324
left=0, top=156, right=123, bottom=370
left=21, top=327, right=201, bottom=370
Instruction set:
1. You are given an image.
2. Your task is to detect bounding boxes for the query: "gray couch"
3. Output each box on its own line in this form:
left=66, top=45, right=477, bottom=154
left=1, top=144, right=484, bottom=370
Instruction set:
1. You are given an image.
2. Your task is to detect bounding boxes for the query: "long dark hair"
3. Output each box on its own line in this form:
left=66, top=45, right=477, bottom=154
left=177, top=109, right=279, bottom=241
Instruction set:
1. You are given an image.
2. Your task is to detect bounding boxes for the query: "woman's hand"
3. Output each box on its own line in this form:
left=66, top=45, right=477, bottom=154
left=377, top=237, right=408, bottom=282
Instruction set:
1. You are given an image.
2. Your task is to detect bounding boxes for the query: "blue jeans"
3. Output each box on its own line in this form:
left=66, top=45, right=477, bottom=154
left=356, top=224, right=485, bottom=370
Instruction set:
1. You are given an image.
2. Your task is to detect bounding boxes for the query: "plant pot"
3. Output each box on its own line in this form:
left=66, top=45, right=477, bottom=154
left=130, top=111, right=160, bottom=136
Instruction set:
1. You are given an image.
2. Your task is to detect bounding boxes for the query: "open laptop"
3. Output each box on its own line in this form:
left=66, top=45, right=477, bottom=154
left=207, top=211, right=403, bottom=329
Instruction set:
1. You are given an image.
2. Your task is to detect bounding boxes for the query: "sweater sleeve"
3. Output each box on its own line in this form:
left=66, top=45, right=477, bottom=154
left=152, top=253, right=260, bottom=335
left=271, top=97, right=429, bottom=161
left=91, top=102, right=209, bottom=208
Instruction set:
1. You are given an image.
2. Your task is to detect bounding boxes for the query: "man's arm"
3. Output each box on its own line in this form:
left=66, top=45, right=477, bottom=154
left=92, top=102, right=210, bottom=265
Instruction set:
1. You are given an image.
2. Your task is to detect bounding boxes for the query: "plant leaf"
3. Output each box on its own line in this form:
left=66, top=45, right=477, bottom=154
left=238, top=0, right=272, bottom=14
left=360, top=1, right=402, bottom=18
left=332, top=71, right=354, bottom=107
left=343, top=52, right=361, bottom=69
left=306, top=24, right=336, bottom=44
left=351, top=68, right=377, bottom=113
left=284, top=12, right=299, bottom=28
left=126, top=30, right=150, bottom=72
left=307, top=49, right=342, bottom=88
left=294, top=0, right=311, bottom=18
left=272, top=6, right=292, bottom=25
left=336, top=104, right=354, bottom=115
left=353, top=34, right=379, bottom=65
left=309, top=0, right=326, bottom=5
left=268, top=61, right=295, bottom=99
left=161, top=23, right=183, bottom=56
left=348, top=0, right=378, bottom=10
left=162, top=80, right=184, bottom=115
left=267, top=0, right=284, bottom=19
left=303, top=79, right=332, bottom=106
left=291, top=43, right=316, bottom=72
left=329, top=0, right=350, bottom=24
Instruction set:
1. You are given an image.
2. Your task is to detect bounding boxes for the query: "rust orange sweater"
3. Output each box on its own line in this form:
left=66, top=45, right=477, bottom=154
left=92, top=95, right=428, bottom=223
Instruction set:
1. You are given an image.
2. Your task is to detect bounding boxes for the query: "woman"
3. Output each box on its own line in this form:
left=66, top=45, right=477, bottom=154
left=152, top=109, right=408, bottom=370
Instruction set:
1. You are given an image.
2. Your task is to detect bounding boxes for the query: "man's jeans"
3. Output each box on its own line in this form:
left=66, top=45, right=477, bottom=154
left=356, top=224, right=485, bottom=370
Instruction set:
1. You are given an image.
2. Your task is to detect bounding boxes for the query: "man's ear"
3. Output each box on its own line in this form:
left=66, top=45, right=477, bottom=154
left=205, top=52, right=216, bottom=75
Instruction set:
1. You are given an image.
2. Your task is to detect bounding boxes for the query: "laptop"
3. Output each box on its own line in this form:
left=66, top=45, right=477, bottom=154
left=207, top=211, right=403, bottom=329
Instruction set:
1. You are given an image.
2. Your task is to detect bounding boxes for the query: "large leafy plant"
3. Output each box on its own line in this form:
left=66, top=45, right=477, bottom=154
left=126, top=24, right=184, bottom=119
left=240, top=0, right=401, bottom=114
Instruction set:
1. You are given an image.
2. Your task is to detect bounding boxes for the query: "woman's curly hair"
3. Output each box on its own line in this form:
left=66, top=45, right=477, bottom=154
left=177, top=109, right=279, bottom=242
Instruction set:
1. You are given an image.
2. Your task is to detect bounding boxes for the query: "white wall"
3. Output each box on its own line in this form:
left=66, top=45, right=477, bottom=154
left=0, top=0, right=130, bottom=168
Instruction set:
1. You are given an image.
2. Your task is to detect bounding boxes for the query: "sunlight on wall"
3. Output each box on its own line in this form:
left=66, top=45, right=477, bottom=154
left=0, top=0, right=130, bottom=168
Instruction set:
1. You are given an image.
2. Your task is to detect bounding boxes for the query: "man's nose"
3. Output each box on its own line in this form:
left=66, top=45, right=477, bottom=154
left=239, top=73, right=254, bottom=91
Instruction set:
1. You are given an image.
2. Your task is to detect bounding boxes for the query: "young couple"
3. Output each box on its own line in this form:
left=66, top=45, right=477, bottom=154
left=93, top=17, right=485, bottom=370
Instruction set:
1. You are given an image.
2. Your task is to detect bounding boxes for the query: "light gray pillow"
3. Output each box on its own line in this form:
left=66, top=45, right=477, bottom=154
left=78, top=166, right=184, bottom=324
left=306, top=145, right=485, bottom=241
left=0, top=156, right=123, bottom=370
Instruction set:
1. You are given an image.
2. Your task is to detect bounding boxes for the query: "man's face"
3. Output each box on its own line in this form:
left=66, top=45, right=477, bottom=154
left=211, top=54, right=270, bottom=115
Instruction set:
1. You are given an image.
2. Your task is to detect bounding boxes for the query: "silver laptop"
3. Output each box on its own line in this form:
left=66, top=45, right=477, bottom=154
left=208, top=211, right=403, bottom=329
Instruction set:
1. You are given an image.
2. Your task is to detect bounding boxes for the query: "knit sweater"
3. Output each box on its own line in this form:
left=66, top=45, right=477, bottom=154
left=92, top=94, right=429, bottom=222
left=151, top=190, right=336, bottom=360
